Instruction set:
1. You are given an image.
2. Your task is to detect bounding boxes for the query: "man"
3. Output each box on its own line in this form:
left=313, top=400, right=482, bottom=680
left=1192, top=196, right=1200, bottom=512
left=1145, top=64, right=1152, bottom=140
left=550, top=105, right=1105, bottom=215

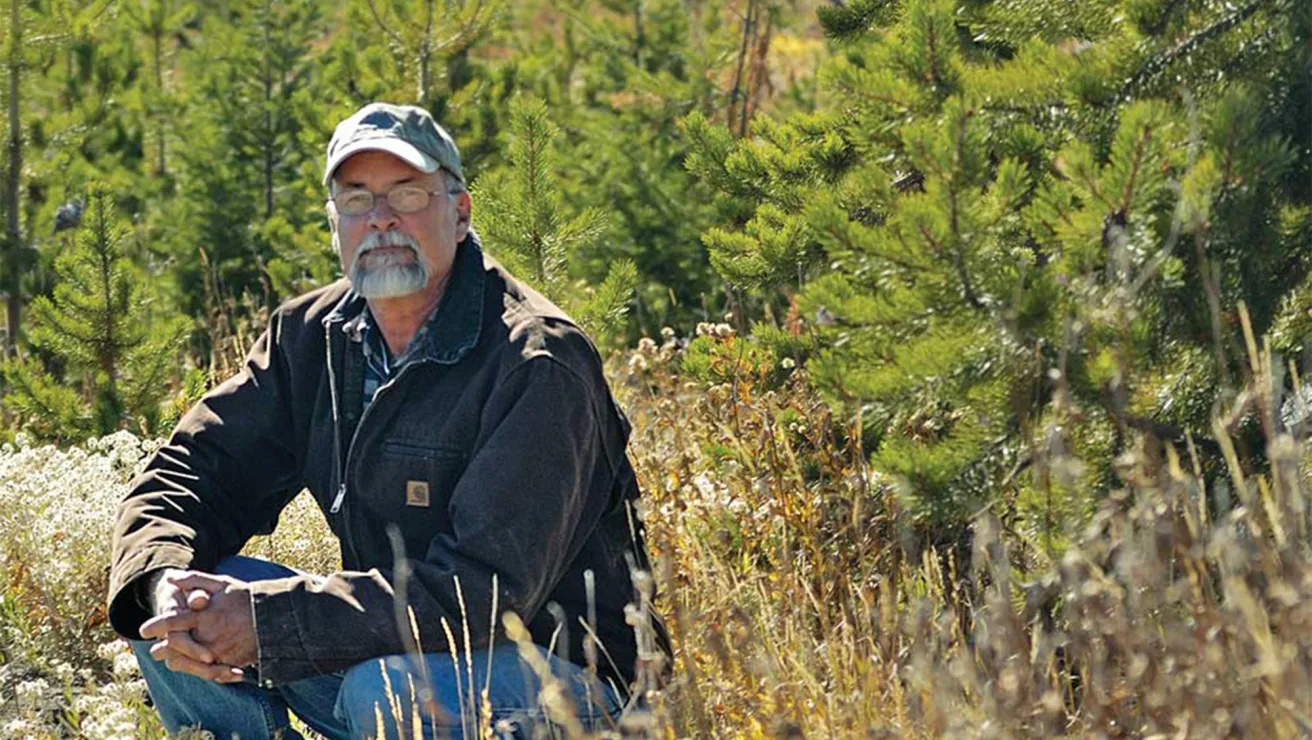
left=107, top=102, right=670, bottom=739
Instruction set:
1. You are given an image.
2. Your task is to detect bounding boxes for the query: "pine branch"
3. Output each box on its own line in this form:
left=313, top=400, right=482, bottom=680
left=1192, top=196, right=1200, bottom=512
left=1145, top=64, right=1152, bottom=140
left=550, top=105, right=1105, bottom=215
left=1116, top=0, right=1262, bottom=103
left=362, top=0, right=407, bottom=49
left=1118, top=128, right=1149, bottom=217
left=945, top=118, right=983, bottom=312
left=923, top=9, right=943, bottom=91
left=1142, top=0, right=1188, bottom=36
left=434, top=0, right=494, bottom=53
left=1098, top=384, right=1223, bottom=459
left=979, top=100, right=1068, bottom=114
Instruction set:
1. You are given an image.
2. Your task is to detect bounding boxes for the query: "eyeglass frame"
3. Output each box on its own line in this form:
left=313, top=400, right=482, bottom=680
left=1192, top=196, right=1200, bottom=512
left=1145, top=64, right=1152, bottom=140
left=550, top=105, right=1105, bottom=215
left=326, top=180, right=465, bottom=217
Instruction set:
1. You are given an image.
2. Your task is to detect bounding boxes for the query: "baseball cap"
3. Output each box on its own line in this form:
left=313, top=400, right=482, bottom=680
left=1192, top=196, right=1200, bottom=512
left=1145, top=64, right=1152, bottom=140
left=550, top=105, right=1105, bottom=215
left=323, top=102, right=465, bottom=186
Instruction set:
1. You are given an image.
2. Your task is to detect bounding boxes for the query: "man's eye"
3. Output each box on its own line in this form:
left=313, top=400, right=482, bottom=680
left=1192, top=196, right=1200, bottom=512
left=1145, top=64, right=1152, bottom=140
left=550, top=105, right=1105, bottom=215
left=389, top=187, right=428, bottom=210
left=339, top=192, right=373, bottom=212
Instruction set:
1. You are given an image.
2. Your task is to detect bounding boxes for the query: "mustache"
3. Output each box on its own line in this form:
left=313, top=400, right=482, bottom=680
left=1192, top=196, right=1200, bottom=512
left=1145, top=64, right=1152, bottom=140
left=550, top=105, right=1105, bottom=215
left=356, top=230, right=420, bottom=257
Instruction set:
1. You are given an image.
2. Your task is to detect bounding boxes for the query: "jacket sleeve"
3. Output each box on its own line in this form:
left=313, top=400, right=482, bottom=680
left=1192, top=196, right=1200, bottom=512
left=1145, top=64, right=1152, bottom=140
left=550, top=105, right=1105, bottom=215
left=248, top=353, right=620, bottom=684
left=107, top=309, right=304, bottom=640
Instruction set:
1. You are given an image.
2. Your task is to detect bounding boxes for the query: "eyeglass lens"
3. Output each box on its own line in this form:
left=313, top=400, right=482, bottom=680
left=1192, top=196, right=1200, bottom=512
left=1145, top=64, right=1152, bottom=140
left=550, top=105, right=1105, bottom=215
left=336, top=187, right=430, bottom=215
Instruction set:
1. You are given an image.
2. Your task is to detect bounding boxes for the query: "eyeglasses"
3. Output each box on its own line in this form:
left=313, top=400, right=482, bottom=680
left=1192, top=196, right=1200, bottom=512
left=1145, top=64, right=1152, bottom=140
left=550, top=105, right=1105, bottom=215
left=329, top=184, right=460, bottom=217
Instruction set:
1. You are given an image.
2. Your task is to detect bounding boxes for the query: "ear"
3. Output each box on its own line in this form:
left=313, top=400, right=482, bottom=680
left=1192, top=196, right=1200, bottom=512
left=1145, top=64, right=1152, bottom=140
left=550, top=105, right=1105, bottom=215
left=325, top=201, right=342, bottom=255
left=453, top=191, right=472, bottom=241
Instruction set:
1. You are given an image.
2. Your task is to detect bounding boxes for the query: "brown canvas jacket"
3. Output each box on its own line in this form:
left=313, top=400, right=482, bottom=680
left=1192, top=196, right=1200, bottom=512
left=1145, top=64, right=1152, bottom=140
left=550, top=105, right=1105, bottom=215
left=107, top=235, right=670, bottom=688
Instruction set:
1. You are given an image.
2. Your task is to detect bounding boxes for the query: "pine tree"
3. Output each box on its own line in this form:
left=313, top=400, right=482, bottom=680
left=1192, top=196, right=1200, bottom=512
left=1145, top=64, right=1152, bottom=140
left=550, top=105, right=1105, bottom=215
left=122, top=0, right=194, bottom=179
left=686, top=0, right=1310, bottom=545
left=1, top=0, right=121, bottom=358
left=1, top=188, right=184, bottom=441
left=346, top=0, right=500, bottom=110
left=490, top=0, right=803, bottom=336
left=1, top=0, right=29, bottom=358
left=218, top=0, right=332, bottom=301
left=148, top=0, right=330, bottom=367
left=475, top=96, right=637, bottom=341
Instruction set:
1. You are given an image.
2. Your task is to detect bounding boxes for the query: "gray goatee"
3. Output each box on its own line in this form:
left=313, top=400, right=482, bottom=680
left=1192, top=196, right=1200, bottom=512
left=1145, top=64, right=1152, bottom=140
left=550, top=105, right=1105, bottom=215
left=345, top=230, right=428, bottom=298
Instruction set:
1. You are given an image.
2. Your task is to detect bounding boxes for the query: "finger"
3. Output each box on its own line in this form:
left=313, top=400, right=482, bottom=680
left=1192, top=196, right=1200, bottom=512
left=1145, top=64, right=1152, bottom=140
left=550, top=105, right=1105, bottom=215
left=152, top=577, right=188, bottom=612
left=186, top=588, right=211, bottom=611
left=163, top=630, right=216, bottom=664
left=148, top=638, right=211, bottom=669
left=149, top=638, right=200, bottom=665
left=215, top=665, right=246, bottom=683
left=161, top=650, right=245, bottom=682
left=168, top=573, right=228, bottom=593
left=148, top=633, right=214, bottom=664
left=141, top=611, right=199, bottom=640
left=149, top=639, right=172, bottom=662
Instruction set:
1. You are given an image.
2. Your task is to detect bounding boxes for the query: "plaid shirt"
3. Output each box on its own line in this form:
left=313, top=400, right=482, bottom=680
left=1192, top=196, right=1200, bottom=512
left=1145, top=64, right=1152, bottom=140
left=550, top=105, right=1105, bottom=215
left=355, top=304, right=439, bottom=406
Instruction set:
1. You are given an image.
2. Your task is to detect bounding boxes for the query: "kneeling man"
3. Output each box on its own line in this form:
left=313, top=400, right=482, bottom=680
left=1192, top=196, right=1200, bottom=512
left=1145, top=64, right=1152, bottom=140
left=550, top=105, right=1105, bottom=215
left=108, top=102, right=669, bottom=739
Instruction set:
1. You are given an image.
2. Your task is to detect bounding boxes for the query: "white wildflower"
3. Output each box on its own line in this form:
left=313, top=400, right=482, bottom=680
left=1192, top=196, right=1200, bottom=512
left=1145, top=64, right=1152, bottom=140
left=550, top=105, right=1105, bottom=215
left=15, top=678, right=49, bottom=710
left=97, top=640, right=128, bottom=661
left=112, top=651, right=140, bottom=679
left=77, top=686, right=150, bottom=740
left=52, top=661, right=75, bottom=683
left=2, top=719, right=37, bottom=738
left=1, top=434, right=152, bottom=665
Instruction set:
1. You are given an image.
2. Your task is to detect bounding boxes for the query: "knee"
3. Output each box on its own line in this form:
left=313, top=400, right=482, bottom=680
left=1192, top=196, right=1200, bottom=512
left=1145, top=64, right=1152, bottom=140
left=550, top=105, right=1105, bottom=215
left=129, top=638, right=155, bottom=669
left=337, top=655, right=462, bottom=736
left=338, top=656, right=420, bottom=733
left=337, top=657, right=388, bottom=725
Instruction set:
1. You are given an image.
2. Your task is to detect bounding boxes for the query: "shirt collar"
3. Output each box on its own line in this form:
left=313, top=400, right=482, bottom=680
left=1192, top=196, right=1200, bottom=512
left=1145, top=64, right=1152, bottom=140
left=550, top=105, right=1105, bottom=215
left=324, top=230, right=487, bottom=366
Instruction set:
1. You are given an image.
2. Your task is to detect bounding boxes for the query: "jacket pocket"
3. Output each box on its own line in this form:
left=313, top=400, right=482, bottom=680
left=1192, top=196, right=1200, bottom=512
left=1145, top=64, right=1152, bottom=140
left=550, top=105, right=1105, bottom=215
left=380, top=440, right=466, bottom=464
left=365, top=440, right=467, bottom=556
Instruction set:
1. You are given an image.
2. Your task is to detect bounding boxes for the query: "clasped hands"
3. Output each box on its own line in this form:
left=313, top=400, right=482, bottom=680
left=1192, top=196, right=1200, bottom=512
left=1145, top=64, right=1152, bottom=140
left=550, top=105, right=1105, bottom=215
left=139, top=569, right=258, bottom=684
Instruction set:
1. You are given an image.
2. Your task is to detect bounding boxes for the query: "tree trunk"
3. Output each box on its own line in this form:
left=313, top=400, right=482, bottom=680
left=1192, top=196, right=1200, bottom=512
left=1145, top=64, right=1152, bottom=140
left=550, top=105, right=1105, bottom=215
left=417, top=0, right=434, bottom=104
left=727, top=0, right=756, bottom=135
left=97, top=215, right=119, bottom=391
left=153, top=28, right=166, bottom=176
left=5, top=0, right=23, bottom=357
left=263, top=0, right=274, bottom=219
left=418, top=46, right=431, bottom=105
left=632, top=0, right=645, bottom=67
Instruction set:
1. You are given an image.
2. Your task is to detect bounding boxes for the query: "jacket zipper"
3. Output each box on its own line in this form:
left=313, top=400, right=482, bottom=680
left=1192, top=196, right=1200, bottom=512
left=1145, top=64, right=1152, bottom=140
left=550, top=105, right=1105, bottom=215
left=324, top=322, right=368, bottom=571
left=325, top=324, right=347, bottom=514
left=325, top=317, right=434, bottom=533
left=337, top=359, right=430, bottom=499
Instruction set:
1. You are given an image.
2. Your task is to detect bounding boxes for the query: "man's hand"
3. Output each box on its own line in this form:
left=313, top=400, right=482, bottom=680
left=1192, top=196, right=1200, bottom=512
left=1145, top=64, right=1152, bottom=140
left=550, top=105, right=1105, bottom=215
left=149, top=567, right=216, bottom=614
left=142, top=568, right=231, bottom=680
left=140, top=571, right=257, bottom=683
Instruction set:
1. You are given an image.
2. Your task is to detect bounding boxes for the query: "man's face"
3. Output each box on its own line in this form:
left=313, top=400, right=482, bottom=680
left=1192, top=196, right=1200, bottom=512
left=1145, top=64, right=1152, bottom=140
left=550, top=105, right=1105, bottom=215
left=328, top=150, right=471, bottom=300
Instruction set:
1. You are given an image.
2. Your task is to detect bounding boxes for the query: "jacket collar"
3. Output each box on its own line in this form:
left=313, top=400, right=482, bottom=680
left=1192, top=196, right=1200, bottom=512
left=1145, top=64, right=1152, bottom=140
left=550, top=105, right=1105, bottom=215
left=323, top=231, right=487, bottom=366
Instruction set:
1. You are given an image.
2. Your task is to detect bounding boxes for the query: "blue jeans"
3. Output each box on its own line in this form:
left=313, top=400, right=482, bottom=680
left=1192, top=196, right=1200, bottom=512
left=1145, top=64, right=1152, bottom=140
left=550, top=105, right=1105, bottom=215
left=131, top=556, right=622, bottom=739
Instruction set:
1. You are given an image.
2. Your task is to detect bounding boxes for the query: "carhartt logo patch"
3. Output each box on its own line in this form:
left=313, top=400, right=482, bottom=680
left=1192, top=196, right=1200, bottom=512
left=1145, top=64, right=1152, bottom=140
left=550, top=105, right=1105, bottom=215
left=405, top=480, right=430, bottom=507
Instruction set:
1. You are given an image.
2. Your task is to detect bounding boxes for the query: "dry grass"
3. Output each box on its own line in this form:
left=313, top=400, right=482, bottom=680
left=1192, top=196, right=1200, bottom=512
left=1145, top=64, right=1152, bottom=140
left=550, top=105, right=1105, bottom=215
left=616, top=324, right=1312, bottom=738
left=2, top=323, right=1311, bottom=738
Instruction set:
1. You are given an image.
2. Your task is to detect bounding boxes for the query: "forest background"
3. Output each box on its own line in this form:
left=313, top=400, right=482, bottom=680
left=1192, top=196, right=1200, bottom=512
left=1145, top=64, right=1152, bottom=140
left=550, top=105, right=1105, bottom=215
left=1, top=0, right=1311, bottom=737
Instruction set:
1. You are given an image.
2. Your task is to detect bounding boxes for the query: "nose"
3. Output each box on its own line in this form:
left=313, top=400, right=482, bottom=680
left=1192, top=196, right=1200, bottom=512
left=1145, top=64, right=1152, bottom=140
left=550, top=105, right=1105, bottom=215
left=366, top=195, right=398, bottom=231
